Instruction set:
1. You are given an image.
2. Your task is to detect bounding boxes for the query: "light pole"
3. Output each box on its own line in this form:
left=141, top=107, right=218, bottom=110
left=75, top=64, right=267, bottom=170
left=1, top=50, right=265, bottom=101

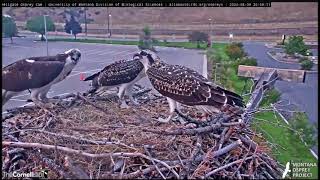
left=208, top=18, right=213, bottom=48
left=44, top=15, right=49, bottom=56
left=109, top=14, right=112, bottom=37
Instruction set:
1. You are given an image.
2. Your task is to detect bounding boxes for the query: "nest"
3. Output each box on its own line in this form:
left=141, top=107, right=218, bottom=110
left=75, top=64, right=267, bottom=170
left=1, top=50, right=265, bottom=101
left=2, top=85, right=284, bottom=179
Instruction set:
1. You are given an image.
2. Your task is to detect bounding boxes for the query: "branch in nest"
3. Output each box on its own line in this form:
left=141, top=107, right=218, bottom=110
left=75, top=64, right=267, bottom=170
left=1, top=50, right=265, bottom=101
left=76, top=93, right=109, bottom=116
left=64, top=156, right=90, bottom=179
left=144, top=122, right=222, bottom=135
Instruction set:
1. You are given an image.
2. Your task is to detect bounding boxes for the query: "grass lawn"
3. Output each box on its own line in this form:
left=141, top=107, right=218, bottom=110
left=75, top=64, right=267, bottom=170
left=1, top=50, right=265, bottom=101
left=48, top=38, right=207, bottom=49
left=209, top=43, right=318, bottom=179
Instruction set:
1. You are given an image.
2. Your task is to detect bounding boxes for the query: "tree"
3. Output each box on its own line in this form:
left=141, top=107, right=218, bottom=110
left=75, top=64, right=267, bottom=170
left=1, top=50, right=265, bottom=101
left=188, top=31, right=209, bottom=48
left=284, top=36, right=308, bottom=56
left=225, top=43, right=245, bottom=60
left=138, top=25, right=157, bottom=52
left=26, top=16, right=55, bottom=41
left=2, top=15, right=18, bottom=43
left=65, top=15, right=82, bottom=39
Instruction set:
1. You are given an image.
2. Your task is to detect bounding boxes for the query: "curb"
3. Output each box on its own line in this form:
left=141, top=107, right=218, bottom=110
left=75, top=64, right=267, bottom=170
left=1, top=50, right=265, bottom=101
left=266, top=52, right=300, bottom=64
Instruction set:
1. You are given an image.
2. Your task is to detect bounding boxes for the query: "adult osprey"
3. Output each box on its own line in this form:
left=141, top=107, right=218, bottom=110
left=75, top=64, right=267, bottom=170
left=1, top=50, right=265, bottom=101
left=2, top=49, right=81, bottom=106
left=138, top=50, right=244, bottom=122
left=83, top=54, right=146, bottom=108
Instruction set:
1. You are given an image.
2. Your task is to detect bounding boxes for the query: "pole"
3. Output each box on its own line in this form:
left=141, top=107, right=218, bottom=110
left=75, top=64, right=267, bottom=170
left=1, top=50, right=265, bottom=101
left=109, top=14, right=112, bottom=37
left=44, top=15, right=48, bottom=56
left=107, top=7, right=110, bottom=37
left=84, top=8, right=87, bottom=39
left=210, top=19, right=213, bottom=48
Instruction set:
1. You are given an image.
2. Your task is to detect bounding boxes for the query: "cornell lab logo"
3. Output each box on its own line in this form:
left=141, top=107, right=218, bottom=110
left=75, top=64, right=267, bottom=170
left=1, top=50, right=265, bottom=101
left=282, top=161, right=317, bottom=179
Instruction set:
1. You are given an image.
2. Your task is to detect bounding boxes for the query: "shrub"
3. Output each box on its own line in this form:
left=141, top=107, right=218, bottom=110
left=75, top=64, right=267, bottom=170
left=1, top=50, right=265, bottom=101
left=188, top=31, right=209, bottom=48
left=2, top=15, right=18, bottom=43
left=290, top=112, right=317, bottom=148
left=284, top=36, right=308, bottom=56
left=225, top=43, right=245, bottom=60
left=300, top=60, right=313, bottom=70
left=238, top=57, right=258, bottom=66
left=299, top=57, right=309, bottom=63
left=26, top=15, right=55, bottom=41
left=138, top=25, right=156, bottom=51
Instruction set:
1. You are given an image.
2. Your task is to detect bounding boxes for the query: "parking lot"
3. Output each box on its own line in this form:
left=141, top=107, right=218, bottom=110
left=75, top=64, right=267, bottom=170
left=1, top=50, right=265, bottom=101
left=2, top=37, right=206, bottom=110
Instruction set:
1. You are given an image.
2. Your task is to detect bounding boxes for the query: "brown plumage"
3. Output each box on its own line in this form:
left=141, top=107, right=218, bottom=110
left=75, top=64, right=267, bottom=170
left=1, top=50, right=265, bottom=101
left=138, top=50, right=244, bottom=122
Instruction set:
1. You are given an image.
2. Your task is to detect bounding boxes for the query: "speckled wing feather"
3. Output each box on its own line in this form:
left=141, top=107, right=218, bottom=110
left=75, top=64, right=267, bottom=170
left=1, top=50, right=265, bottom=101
left=147, top=61, right=244, bottom=109
left=86, top=59, right=144, bottom=87
left=2, top=57, right=65, bottom=91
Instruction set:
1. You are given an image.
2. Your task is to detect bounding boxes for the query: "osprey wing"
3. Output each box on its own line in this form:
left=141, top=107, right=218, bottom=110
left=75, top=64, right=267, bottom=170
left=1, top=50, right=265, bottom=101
left=97, top=59, right=144, bottom=86
left=2, top=59, right=65, bottom=91
left=147, top=61, right=244, bottom=108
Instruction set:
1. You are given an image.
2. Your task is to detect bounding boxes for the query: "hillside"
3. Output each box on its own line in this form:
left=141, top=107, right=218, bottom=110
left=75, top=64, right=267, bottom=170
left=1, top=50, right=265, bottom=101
left=2, top=2, right=318, bottom=25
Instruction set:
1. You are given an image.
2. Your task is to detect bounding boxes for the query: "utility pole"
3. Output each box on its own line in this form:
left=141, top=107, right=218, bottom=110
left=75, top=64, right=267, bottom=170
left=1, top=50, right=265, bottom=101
left=109, top=14, right=112, bottom=37
left=44, top=15, right=49, bottom=56
left=208, top=18, right=213, bottom=48
left=107, top=7, right=110, bottom=37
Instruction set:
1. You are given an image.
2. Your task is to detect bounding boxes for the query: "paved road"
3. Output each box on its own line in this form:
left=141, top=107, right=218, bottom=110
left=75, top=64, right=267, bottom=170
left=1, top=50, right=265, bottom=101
left=2, top=37, right=205, bottom=110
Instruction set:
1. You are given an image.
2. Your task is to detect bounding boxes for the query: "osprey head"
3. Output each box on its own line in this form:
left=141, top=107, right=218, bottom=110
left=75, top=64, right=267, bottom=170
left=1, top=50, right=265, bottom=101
left=139, top=50, right=160, bottom=63
left=64, top=48, right=81, bottom=64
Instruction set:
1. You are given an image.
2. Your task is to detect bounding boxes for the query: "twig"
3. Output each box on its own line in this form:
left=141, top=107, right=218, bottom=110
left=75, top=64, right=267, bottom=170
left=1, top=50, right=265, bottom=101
left=77, top=93, right=109, bottom=116
left=64, top=156, right=90, bottom=179
left=143, top=145, right=166, bottom=179
left=144, top=123, right=222, bottom=135
left=204, top=156, right=254, bottom=178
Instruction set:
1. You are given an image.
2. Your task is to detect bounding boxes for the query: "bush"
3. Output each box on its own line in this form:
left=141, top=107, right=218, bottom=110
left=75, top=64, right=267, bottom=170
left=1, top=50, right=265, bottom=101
left=284, top=36, right=308, bottom=56
left=300, top=60, right=313, bottom=70
left=138, top=25, right=157, bottom=51
left=225, top=43, right=245, bottom=60
left=299, top=57, right=309, bottom=63
left=290, top=112, right=317, bottom=148
left=2, top=15, right=18, bottom=43
left=26, top=15, right=55, bottom=41
left=188, top=31, right=209, bottom=48
left=238, top=57, right=258, bottom=66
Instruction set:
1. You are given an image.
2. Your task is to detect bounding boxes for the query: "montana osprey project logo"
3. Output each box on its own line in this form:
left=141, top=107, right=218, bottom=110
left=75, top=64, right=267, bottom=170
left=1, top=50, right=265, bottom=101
left=282, top=162, right=291, bottom=178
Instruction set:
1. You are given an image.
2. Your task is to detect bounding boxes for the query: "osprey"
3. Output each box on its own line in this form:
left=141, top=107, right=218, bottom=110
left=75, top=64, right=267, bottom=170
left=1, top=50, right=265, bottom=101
left=83, top=54, right=146, bottom=108
left=2, top=49, right=81, bottom=106
left=138, top=50, right=244, bottom=122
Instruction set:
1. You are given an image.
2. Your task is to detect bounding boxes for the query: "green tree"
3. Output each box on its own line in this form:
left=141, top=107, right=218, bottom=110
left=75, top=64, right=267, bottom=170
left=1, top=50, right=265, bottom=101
left=300, top=59, right=313, bottom=70
left=138, top=25, right=156, bottom=52
left=225, top=43, right=245, bottom=60
left=188, top=31, right=209, bottom=48
left=2, top=15, right=18, bottom=43
left=26, top=16, right=55, bottom=41
left=290, top=112, right=316, bottom=148
left=65, top=15, right=82, bottom=39
left=284, top=36, right=308, bottom=56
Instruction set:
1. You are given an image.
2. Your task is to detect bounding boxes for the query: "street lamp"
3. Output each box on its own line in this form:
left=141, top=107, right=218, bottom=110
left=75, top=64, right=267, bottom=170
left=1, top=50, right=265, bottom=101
left=43, top=15, right=49, bottom=56
left=208, top=18, right=213, bottom=48
left=109, top=14, right=112, bottom=37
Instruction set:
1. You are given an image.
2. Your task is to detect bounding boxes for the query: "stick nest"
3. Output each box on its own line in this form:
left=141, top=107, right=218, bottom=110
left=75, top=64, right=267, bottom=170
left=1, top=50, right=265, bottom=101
left=2, top=85, right=284, bottom=179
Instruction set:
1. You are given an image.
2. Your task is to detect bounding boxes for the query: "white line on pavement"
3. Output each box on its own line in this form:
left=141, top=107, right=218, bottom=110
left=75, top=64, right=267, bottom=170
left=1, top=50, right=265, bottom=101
left=202, top=54, right=208, bottom=78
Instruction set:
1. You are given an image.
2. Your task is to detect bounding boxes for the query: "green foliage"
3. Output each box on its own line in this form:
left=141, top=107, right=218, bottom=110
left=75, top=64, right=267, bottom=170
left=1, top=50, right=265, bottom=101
left=290, top=112, right=317, bottom=148
left=138, top=25, right=156, bottom=51
left=299, top=57, right=309, bottom=63
left=300, top=59, right=313, bottom=70
left=260, top=88, right=281, bottom=107
left=238, top=57, right=258, bottom=66
left=225, top=43, right=246, bottom=60
left=284, top=35, right=308, bottom=56
left=26, top=15, right=55, bottom=40
left=2, top=15, right=18, bottom=43
left=65, top=15, right=82, bottom=39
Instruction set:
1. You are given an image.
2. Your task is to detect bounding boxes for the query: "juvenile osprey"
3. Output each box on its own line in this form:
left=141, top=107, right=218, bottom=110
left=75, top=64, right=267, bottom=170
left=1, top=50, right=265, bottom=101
left=83, top=54, right=146, bottom=108
left=2, top=49, right=81, bottom=106
left=138, top=50, right=244, bottom=122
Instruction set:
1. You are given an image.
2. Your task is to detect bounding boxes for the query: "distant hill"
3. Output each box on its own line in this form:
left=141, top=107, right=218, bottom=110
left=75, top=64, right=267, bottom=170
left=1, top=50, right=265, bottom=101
left=2, top=3, right=318, bottom=25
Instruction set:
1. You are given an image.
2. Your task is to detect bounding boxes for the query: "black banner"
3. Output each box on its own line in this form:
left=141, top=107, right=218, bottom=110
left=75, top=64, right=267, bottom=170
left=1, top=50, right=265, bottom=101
left=2, top=2, right=272, bottom=7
